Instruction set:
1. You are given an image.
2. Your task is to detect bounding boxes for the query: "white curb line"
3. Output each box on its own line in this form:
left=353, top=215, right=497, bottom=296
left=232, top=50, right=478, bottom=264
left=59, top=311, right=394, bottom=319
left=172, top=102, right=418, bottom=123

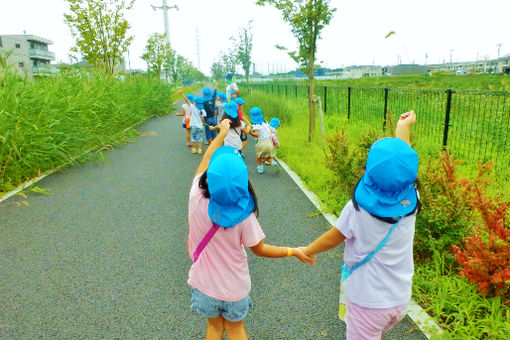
left=276, top=157, right=444, bottom=339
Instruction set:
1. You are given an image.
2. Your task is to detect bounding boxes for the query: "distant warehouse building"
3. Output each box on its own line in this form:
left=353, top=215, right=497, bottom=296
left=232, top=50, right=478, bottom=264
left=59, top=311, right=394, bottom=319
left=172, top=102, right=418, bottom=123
left=383, top=64, right=428, bottom=76
left=0, top=34, right=55, bottom=78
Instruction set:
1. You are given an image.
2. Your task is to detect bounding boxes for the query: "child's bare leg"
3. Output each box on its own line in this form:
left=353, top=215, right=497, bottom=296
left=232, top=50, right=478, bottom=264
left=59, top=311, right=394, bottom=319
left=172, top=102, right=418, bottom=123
left=224, top=319, right=248, bottom=340
left=186, top=128, right=191, bottom=144
left=267, top=157, right=274, bottom=163
left=257, top=156, right=263, bottom=166
left=207, top=138, right=213, bottom=145
left=242, top=140, right=248, bottom=150
left=206, top=315, right=224, bottom=340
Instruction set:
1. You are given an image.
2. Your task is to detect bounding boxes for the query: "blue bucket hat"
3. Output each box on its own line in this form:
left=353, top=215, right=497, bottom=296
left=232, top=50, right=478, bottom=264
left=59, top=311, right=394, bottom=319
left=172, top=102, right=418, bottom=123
left=270, top=118, right=280, bottom=128
left=194, top=96, right=204, bottom=110
left=185, top=94, right=194, bottom=103
left=217, top=92, right=227, bottom=103
left=234, top=97, right=246, bottom=105
left=202, top=87, right=213, bottom=101
left=354, top=137, right=418, bottom=218
left=224, top=102, right=238, bottom=118
left=207, top=146, right=255, bottom=228
left=225, top=73, right=233, bottom=80
left=250, top=107, right=264, bottom=124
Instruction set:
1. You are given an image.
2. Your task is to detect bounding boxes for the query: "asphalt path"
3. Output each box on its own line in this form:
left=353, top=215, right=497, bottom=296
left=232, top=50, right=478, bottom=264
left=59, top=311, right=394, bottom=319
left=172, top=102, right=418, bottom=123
left=0, top=90, right=427, bottom=339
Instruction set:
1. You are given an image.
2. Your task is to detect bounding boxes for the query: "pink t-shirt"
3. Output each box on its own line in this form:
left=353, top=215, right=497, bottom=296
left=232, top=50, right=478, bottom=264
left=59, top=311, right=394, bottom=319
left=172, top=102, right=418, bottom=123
left=187, top=174, right=265, bottom=301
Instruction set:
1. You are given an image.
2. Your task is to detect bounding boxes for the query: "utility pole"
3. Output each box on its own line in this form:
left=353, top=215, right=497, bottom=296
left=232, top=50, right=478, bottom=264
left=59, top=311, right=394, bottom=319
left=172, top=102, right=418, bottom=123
left=497, top=43, right=502, bottom=59
left=151, top=0, right=178, bottom=45
left=195, top=28, right=201, bottom=72
left=449, top=49, right=453, bottom=64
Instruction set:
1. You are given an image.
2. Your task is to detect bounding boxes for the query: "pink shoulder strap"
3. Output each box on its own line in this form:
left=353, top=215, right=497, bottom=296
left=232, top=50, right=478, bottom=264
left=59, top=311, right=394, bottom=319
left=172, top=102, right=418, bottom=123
left=193, top=223, right=220, bottom=262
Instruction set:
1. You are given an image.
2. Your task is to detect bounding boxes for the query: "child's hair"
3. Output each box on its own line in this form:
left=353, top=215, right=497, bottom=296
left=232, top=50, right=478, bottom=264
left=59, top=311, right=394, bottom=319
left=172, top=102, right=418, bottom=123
left=221, top=113, right=242, bottom=129
left=198, top=172, right=259, bottom=218
left=351, top=173, right=421, bottom=224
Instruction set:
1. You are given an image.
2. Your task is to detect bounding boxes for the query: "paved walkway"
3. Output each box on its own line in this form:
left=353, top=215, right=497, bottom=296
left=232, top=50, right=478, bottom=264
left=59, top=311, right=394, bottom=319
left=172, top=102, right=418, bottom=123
left=0, top=91, right=427, bottom=339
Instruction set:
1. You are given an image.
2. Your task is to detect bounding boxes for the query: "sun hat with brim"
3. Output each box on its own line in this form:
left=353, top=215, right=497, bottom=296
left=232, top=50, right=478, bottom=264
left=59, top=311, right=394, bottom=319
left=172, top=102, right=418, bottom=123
left=225, top=73, right=233, bottom=80
left=250, top=107, right=264, bottom=124
left=194, top=96, right=204, bottom=110
left=185, top=94, right=194, bottom=103
left=207, top=146, right=255, bottom=228
left=354, top=137, right=418, bottom=218
left=270, top=118, right=280, bottom=128
left=234, top=97, right=246, bottom=105
left=225, top=102, right=238, bottom=118
left=216, top=91, right=227, bottom=103
left=202, top=88, right=213, bottom=101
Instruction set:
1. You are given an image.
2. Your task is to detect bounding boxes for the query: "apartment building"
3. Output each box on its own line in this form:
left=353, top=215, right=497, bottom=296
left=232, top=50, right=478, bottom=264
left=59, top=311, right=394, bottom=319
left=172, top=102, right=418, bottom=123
left=0, top=34, right=55, bottom=78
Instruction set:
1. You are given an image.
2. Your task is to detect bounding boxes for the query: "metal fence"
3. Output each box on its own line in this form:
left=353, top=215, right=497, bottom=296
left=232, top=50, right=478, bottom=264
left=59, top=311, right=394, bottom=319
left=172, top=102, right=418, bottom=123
left=251, top=83, right=510, bottom=177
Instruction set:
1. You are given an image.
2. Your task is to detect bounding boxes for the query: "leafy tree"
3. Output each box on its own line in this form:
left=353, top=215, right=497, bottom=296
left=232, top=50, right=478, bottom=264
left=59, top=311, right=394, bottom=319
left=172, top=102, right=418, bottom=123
left=233, top=21, right=253, bottom=84
left=141, top=33, right=173, bottom=79
left=257, top=0, right=336, bottom=141
left=220, top=51, right=238, bottom=75
left=64, top=0, right=134, bottom=75
left=165, top=53, right=205, bottom=85
left=210, top=61, right=224, bottom=82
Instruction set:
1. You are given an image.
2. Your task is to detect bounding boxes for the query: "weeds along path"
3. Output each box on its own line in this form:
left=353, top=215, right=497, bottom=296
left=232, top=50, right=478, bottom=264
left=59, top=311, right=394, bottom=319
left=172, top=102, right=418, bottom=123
left=0, top=88, right=426, bottom=339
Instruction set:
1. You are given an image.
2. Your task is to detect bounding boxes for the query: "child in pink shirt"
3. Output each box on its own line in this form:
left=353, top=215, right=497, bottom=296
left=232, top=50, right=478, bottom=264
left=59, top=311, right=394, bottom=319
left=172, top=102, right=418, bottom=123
left=188, top=119, right=314, bottom=339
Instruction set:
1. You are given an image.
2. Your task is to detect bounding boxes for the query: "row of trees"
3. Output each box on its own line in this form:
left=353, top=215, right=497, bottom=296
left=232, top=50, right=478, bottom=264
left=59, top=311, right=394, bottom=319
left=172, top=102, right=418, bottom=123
left=210, top=21, right=254, bottom=84
left=65, top=0, right=336, bottom=140
left=64, top=0, right=203, bottom=84
left=141, top=33, right=205, bottom=84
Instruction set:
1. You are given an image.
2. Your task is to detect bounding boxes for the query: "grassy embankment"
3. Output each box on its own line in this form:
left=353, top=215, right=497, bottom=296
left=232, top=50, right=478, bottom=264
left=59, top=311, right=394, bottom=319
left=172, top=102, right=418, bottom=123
left=0, top=69, right=201, bottom=195
left=241, top=74, right=509, bottom=339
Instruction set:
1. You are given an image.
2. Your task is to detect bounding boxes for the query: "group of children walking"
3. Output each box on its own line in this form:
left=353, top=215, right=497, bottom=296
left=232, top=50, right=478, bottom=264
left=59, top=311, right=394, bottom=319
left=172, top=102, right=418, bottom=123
left=182, top=74, right=421, bottom=340
left=177, top=74, right=280, bottom=174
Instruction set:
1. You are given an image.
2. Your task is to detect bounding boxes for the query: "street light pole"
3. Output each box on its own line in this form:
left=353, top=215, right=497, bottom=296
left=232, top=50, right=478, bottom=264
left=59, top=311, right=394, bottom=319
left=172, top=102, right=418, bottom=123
left=152, top=0, right=178, bottom=45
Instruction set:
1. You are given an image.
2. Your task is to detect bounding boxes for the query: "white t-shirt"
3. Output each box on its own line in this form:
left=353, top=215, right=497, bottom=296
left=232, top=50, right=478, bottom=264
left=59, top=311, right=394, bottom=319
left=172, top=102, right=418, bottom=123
left=226, top=82, right=238, bottom=101
left=223, top=122, right=245, bottom=150
left=336, top=200, right=416, bottom=308
left=215, top=101, right=225, bottom=118
left=190, top=106, right=205, bottom=128
left=252, top=122, right=272, bottom=140
left=182, top=103, right=193, bottom=123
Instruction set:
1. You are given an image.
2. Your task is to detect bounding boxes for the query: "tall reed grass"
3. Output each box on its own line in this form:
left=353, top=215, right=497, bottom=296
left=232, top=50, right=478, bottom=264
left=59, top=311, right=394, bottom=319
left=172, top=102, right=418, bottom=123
left=0, top=68, right=199, bottom=194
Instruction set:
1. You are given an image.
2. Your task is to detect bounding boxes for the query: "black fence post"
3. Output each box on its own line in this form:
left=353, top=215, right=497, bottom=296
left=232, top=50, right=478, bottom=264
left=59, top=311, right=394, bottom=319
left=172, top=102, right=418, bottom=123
left=347, top=86, right=352, bottom=119
left=285, top=84, right=288, bottom=97
left=382, top=88, right=389, bottom=131
left=323, top=86, right=327, bottom=113
left=272, top=84, right=274, bottom=93
left=295, top=85, right=298, bottom=97
left=442, top=89, right=454, bottom=148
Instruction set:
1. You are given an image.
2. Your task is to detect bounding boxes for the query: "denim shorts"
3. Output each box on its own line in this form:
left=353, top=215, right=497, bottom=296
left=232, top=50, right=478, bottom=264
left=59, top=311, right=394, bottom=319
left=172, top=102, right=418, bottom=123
left=204, top=117, right=218, bottom=140
left=190, top=288, right=252, bottom=322
left=191, top=126, right=203, bottom=142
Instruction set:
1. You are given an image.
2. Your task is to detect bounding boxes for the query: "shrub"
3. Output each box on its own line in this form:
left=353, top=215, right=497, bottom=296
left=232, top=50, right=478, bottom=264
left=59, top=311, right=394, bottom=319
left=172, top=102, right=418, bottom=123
left=414, top=151, right=476, bottom=260
left=453, top=162, right=510, bottom=301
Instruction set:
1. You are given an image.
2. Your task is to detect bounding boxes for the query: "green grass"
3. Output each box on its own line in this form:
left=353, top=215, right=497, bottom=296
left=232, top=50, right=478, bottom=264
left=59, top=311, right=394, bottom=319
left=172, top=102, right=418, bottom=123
left=250, top=78, right=510, bottom=183
left=266, top=73, right=510, bottom=91
left=242, top=88, right=510, bottom=339
left=0, top=68, right=201, bottom=194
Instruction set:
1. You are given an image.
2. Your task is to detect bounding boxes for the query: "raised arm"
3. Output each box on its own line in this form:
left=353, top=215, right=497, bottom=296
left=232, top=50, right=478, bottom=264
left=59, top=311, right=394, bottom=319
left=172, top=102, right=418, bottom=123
left=178, top=90, right=191, bottom=106
left=195, top=119, right=231, bottom=175
left=395, top=110, right=416, bottom=146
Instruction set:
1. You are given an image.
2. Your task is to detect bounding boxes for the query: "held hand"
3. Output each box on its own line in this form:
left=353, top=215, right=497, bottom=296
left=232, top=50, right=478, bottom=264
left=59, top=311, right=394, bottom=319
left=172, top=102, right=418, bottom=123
left=293, top=247, right=316, bottom=267
left=397, top=110, right=416, bottom=127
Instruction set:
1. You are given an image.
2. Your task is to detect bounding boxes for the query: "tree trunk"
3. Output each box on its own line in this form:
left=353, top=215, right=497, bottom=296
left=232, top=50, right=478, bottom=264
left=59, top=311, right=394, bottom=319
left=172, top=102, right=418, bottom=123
left=308, top=50, right=315, bottom=142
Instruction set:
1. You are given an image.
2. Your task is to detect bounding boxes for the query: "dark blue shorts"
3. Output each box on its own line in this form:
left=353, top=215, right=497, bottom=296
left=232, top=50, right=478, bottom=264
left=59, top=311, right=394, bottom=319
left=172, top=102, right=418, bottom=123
left=204, top=117, right=218, bottom=140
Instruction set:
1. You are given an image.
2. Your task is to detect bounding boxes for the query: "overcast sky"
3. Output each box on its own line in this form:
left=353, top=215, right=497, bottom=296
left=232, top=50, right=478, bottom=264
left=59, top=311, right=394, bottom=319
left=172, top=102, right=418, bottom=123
left=1, top=0, right=509, bottom=75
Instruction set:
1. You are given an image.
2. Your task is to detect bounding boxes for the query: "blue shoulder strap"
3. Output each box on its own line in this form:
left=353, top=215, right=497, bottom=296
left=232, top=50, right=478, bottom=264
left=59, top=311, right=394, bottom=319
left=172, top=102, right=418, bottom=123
left=341, top=218, right=401, bottom=281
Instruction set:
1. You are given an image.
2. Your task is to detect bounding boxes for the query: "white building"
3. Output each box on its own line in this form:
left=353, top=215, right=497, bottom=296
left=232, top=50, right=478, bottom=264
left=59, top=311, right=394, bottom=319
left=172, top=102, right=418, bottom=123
left=0, top=34, right=55, bottom=78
